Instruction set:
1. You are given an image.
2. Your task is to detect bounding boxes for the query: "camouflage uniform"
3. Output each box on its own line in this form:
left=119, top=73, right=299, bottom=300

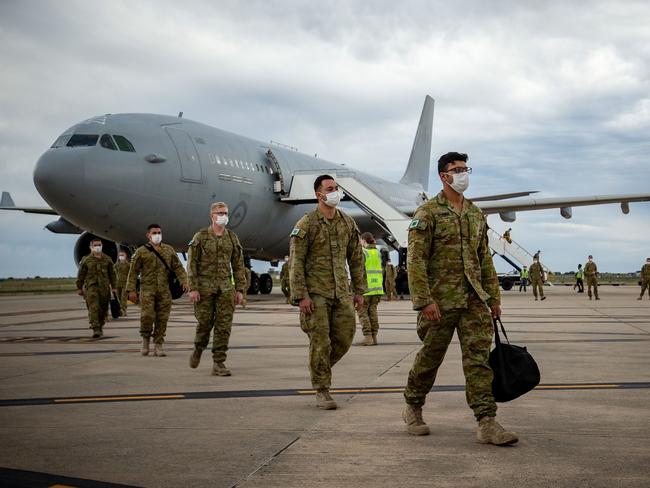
left=241, top=267, right=251, bottom=309
left=584, top=261, right=599, bottom=299
left=384, top=264, right=397, bottom=300
left=528, top=262, right=545, bottom=299
left=114, top=260, right=130, bottom=315
left=188, top=227, right=246, bottom=362
left=290, top=208, right=367, bottom=391
left=404, top=191, right=500, bottom=421
left=640, top=263, right=650, bottom=298
left=280, top=262, right=291, bottom=303
left=127, top=244, right=187, bottom=344
left=76, top=253, right=116, bottom=335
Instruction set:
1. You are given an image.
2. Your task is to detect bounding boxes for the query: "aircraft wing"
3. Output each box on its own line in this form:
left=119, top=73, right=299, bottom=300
left=0, top=191, right=58, bottom=215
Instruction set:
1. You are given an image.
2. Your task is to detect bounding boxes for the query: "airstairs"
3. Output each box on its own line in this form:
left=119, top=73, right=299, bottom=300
left=487, top=229, right=552, bottom=276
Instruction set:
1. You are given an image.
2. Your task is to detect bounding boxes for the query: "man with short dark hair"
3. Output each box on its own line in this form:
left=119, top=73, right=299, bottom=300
left=127, top=224, right=188, bottom=357
left=290, top=174, right=367, bottom=409
left=402, top=152, right=518, bottom=445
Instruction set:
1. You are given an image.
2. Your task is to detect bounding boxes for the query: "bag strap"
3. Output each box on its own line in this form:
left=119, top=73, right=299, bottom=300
left=145, top=244, right=175, bottom=279
left=492, top=316, right=510, bottom=345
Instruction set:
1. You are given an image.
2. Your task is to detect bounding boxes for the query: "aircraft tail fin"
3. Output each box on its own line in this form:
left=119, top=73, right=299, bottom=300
left=1, top=191, right=16, bottom=207
left=399, top=95, right=434, bottom=191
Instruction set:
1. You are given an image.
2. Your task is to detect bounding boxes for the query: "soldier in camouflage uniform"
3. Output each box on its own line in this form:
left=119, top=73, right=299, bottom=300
left=639, top=258, right=650, bottom=300
left=188, top=202, right=246, bottom=376
left=584, top=255, right=599, bottom=300
left=384, top=259, right=397, bottom=301
left=76, top=238, right=117, bottom=338
left=280, top=255, right=291, bottom=304
left=402, top=152, right=518, bottom=446
left=114, top=250, right=130, bottom=316
left=529, top=258, right=546, bottom=301
left=290, top=175, right=367, bottom=410
left=127, top=224, right=188, bottom=357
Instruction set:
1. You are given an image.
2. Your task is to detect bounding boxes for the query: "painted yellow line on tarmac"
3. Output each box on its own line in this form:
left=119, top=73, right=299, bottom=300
left=54, top=394, right=185, bottom=404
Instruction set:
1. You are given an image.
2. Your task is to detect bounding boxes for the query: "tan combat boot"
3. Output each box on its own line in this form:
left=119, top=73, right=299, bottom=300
left=476, top=416, right=518, bottom=446
left=372, top=334, right=378, bottom=345
left=212, top=361, right=231, bottom=376
left=154, top=343, right=166, bottom=357
left=189, top=348, right=202, bottom=368
left=141, top=337, right=150, bottom=356
left=355, top=335, right=374, bottom=346
left=402, top=404, right=430, bottom=435
left=315, top=389, right=337, bottom=410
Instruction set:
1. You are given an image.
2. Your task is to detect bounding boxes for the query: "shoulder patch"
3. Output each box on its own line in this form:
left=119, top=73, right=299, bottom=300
left=290, top=227, right=306, bottom=239
left=409, top=219, right=427, bottom=230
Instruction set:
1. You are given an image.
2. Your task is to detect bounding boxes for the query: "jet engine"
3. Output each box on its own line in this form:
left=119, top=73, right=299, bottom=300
left=73, top=232, right=120, bottom=265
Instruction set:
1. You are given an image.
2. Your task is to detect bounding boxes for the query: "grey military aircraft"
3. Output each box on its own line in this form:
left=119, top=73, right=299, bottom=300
left=2, top=95, right=650, bottom=293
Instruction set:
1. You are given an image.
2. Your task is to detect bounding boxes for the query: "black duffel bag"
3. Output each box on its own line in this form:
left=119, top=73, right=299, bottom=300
left=110, top=291, right=121, bottom=319
left=489, top=316, right=540, bottom=402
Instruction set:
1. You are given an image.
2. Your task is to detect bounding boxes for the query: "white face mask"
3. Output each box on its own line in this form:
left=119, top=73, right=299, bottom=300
left=447, top=172, right=469, bottom=193
left=92, top=245, right=102, bottom=253
left=214, top=215, right=229, bottom=226
left=151, top=234, right=162, bottom=245
left=323, top=190, right=341, bottom=207
left=118, top=255, right=126, bottom=262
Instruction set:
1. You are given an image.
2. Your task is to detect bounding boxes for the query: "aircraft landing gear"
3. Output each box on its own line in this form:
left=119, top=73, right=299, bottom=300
left=259, top=273, right=273, bottom=294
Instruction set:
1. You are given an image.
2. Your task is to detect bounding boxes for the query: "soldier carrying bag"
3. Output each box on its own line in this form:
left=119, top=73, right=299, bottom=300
left=110, top=291, right=121, bottom=319
left=489, top=316, right=540, bottom=402
left=145, top=244, right=185, bottom=300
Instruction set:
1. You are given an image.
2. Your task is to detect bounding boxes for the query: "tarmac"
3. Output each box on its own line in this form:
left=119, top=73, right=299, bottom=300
left=0, top=285, right=648, bottom=487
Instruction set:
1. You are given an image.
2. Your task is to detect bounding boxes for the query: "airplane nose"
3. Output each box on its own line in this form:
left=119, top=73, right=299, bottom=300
left=33, top=149, right=85, bottom=213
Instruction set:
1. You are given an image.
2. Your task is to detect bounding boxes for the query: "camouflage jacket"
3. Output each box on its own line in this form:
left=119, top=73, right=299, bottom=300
left=385, top=264, right=396, bottom=283
left=289, top=207, right=367, bottom=303
left=529, top=262, right=545, bottom=281
left=584, top=261, right=598, bottom=278
left=641, top=263, right=650, bottom=282
left=127, top=243, right=188, bottom=293
left=407, top=191, right=500, bottom=311
left=187, top=227, right=246, bottom=293
left=76, top=253, right=116, bottom=291
left=114, top=261, right=130, bottom=288
left=280, top=262, right=290, bottom=286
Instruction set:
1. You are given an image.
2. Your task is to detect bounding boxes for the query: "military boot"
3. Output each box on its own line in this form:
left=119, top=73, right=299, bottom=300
left=355, top=335, right=374, bottom=346
left=476, top=416, right=518, bottom=445
left=372, top=334, right=378, bottom=345
left=154, top=343, right=166, bottom=357
left=315, top=389, right=337, bottom=410
left=91, top=329, right=101, bottom=339
left=189, top=348, right=202, bottom=368
left=141, top=337, right=150, bottom=356
left=402, top=404, right=430, bottom=435
left=212, top=361, right=231, bottom=376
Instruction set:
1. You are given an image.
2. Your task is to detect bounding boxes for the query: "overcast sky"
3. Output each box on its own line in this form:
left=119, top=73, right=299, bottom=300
left=1, top=0, right=649, bottom=278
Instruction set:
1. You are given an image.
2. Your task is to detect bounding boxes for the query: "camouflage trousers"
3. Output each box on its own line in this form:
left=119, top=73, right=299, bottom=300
left=84, top=285, right=110, bottom=332
left=404, top=296, right=496, bottom=420
left=586, top=277, right=599, bottom=298
left=385, top=284, right=397, bottom=301
left=300, top=294, right=356, bottom=391
left=281, top=282, right=290, bottom=302
left=531, top=278, right=544, bottom=298
left=116, top=286, right=128, bottom=315
left=641, top=280, right=649, bottom=298
left=139, top=289, right=172, bottom=344
left=357, top=295, right=382, bottom=336
left=194, top=289, right=235, bottom=362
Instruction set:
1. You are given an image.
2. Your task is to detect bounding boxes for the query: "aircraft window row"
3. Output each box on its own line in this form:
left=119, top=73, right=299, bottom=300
left=53, top=133, right=137, bottom=152
left=50, top=134, right=71, bottom=148
left=208, top=153, right=274, bottom=174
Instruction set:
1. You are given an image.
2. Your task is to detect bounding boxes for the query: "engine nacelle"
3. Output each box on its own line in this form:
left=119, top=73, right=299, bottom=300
left=621, top=201, right=630, bottom=214
left=74, top=232, right=119, bottom=265
left=560, top=207, right=572, bottom=219
left=499, top=211, right=516, bottom=223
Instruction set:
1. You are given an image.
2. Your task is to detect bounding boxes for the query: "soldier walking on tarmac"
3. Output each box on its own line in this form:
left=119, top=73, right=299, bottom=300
left=289, top=174, right=367, bottom=410
left=280, top=255, right=291, bottom=303
left=114, top=250, right=130, bottom=316
left=384, top=258, right=397, bottom=301
left=639, top=258, right=650, bottom=300
left=584, top=255, right=600, bottom=300
left=127, top=224, right=188, bottom=357
left=355, top=232, right=384, bottom=346
left=76, top=237, right=117, bottom=338
left=188, top=202, right=246, bottom=376
left=529, top=258, right=546, bottom=301
left=402, top=152, right=518, bottom=446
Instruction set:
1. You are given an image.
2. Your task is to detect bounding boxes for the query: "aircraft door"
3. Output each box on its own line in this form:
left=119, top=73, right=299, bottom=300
left=165, top=127, right=203, bottom=182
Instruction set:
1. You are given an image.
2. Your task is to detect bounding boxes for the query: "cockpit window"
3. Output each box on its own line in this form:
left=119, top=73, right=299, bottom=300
left=113, top=135, right=135, bottom=152
left=50, top=134, right=71, bottom=148
left=100, top=134, right=117, bottom=150
left=67, top=134, right=99, bottom=147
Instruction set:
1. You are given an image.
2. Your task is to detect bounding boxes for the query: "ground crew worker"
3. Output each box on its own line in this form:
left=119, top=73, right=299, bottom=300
left=584, top=255, right=599, bottom=300
left=503, top=228, right=512, bottom=244
left=114, top=250, right=130, bottom=316
left=188, top=202, right=246, bottom=376
left=127, top=224, right=188, bottom=357
left=76, top=238, right=116, bottom=338
left=241, top=267, right=251, bottom=309
left=574, top=264, right=584, bottom=293
left=529, top=258, right=546, bottom=301
left=355, top=232, right=384, bottom=346
left=639, top=258, right=650, bottom=300
left=384, top=258, right=397, bottom=301
left=290, top=174, right=367, bottom=410
left=519, top=266, right=528, bottom=292
left=280, top=255, right=291, bottom=303
left=402, top=152, right=518, bottom=446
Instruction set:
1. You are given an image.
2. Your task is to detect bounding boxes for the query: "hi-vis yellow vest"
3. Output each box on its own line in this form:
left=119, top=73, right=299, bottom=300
left=363, top=247, right=384, bottom=296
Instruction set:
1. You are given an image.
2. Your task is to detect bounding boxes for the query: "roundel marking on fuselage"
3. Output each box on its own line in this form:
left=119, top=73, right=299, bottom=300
left=229, top=201, right=248, bottom=229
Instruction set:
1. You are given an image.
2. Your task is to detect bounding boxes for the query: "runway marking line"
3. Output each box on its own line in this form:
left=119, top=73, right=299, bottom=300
left=54, top=394, right=185, bottom=404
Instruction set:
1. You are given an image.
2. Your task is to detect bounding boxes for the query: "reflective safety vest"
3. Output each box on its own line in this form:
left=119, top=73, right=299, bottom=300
left=520, top=269, right=529, bottom=279
left=575, top=269, right=583, bottom=279
left=363, top=247, right=384, bottom=296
